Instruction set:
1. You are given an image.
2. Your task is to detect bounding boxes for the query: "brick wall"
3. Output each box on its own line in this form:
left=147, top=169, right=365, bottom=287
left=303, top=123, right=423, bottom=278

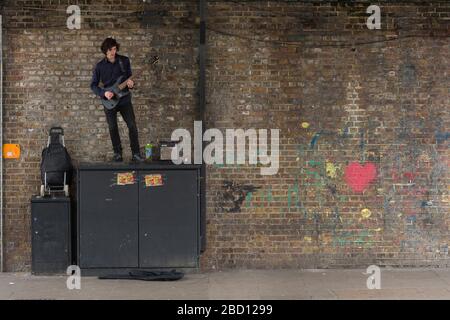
left=1, top=0, right=200, bottom=271
left=1, top=1, right=449, bottom=271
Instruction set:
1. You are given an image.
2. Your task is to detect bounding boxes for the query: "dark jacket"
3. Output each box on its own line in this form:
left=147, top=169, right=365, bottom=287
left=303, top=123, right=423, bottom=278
left=90, top=54, right=132, bottom=99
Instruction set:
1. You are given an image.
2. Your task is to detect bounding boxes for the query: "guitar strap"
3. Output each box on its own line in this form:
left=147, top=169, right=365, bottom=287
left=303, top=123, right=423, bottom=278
left=118, top=57, right=126, bottom=76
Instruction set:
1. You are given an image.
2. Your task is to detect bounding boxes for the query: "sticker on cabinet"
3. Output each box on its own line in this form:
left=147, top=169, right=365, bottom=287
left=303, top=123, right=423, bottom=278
left=145, top=174, right=164, bottom=187
left=117, top=172, right=136, bottom=185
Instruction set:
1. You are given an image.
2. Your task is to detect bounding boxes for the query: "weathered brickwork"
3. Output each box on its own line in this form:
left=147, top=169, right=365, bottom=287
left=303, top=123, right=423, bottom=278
left=1, top=1, right=449, bottom=271
left=1, top=0, right=200, bottom=271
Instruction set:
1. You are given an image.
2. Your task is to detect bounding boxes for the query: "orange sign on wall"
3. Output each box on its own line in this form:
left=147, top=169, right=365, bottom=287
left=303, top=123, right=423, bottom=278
left=3, top=144, right=20, bottom=159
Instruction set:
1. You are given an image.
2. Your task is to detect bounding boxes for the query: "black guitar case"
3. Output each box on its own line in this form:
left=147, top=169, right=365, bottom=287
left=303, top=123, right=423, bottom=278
left=40, top=127, right=73, bottom=187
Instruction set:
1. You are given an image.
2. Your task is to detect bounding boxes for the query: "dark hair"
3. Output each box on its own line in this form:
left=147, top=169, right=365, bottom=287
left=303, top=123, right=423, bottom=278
left=101, top=37, right=120, bottom=55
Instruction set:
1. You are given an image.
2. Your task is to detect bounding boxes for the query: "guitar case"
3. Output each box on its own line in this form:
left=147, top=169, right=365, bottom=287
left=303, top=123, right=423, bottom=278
left=40, top=127, right=73, bottom=187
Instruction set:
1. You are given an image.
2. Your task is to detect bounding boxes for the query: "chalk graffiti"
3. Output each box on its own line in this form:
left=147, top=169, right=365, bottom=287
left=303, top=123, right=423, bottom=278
left=332, top=230, right=374, bottom=248
left=212, top=116, right=447, bottom=260
left=379, top=142, right=447, bottom=255
left=361, top=208, right=372, bottom=219
left=325, top=161, right=338, bottom=179
left=301, top=122, right=310, bottom=129
left=310, top=131, right=322, bottom=149
left=435, top=131, right=450, bottom=144
left=344, top=161, right=377, bottom=193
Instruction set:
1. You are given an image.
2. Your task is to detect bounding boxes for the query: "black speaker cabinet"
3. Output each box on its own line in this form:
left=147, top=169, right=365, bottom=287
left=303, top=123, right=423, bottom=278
left=31, top=196, right=71, bottom=274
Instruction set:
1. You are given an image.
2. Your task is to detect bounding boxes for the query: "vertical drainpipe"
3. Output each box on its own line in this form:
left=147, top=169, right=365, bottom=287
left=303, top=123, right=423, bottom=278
left=0, top=14, right=3, bottom=273
left=199, top=0, right=206, bottom=253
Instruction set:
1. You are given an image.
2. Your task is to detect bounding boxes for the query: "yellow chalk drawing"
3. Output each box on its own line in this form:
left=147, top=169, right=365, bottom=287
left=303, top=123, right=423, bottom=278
left=361, top=208, right=372, bottom=219
left=319, top=234, right=332, bottom=245
left=301, top=122, right=310, bottom=129
left=418, top=153, right=431, bottom=162
left=304, top=236, right=312, bottom=243
left=326, top=161, right=337, bottom=178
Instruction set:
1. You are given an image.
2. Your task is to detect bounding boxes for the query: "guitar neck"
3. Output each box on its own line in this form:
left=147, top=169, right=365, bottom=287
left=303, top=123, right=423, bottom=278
left=117, top=57, right=158, bottom=90
left=118, top=75, right=135, bottom=91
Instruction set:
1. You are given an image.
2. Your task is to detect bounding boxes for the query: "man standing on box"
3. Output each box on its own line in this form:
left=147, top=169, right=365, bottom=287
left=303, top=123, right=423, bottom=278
left=90, top=37, right=144, bottom=162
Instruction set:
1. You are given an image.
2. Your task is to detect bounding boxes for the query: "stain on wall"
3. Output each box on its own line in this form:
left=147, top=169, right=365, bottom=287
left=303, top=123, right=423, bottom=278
left=218, top=180, right=260, bottom=213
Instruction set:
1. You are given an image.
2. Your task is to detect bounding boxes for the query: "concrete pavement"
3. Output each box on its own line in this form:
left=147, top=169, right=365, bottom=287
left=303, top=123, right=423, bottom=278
left=1, top=268, right=450, bottom=300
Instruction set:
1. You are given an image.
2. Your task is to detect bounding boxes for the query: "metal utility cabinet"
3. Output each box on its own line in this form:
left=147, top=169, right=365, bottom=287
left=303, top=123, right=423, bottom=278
left=77, top=163, right=202, bottom=275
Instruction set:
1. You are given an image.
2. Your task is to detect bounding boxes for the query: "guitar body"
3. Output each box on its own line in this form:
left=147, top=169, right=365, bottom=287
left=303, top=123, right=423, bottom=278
left=101, top=76, right=130, bottom=110
left=98, top=55, right=159, bottom=110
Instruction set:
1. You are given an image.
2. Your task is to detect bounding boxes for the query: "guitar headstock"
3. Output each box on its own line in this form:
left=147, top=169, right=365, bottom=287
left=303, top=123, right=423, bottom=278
left=150, top=55, right=159, bottom=65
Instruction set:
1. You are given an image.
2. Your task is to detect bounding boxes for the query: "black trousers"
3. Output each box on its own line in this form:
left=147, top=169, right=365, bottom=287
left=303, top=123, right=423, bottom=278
left=104, top=96, right=140, bottom=155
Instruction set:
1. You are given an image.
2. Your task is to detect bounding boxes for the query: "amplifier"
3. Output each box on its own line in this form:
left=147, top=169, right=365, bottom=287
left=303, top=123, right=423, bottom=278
left=159, top=140, right=180, bottom=161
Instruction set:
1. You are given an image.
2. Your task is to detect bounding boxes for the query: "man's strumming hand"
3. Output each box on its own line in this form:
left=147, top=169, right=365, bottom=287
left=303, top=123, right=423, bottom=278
left=105, top=91, right=114, bottom=100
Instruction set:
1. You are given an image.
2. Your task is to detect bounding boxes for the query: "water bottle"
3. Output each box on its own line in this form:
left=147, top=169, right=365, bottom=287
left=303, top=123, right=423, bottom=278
left=145, top=143, right=153, bottom=160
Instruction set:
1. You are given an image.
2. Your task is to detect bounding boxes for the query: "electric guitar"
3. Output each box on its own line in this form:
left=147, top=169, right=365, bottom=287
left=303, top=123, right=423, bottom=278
left=101, top=55, right=159, bottom=110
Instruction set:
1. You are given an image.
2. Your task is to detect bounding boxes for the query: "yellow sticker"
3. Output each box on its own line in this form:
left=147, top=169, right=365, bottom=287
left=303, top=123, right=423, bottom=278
left=117, top=172, right=135, bottom=185
left=145, top=174, right=163, bottom=187
left=361, top=208, right=372, bottom=219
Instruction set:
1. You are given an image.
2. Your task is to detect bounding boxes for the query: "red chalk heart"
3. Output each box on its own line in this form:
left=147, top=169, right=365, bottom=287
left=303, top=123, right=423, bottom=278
left=344, top=162, right=377, bottom=193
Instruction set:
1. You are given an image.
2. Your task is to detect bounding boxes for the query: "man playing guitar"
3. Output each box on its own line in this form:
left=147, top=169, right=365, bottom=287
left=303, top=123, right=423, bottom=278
left=90, top=37, right=144, bottom=162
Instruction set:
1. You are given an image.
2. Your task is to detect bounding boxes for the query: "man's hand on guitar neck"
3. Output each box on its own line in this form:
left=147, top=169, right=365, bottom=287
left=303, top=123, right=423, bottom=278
left=126, top=79, right=134, bottom=89
left=105, top=91, right=114, bottom=100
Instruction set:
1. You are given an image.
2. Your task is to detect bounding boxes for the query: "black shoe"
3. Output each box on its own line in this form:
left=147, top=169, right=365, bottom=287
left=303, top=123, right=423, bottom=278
left=132, top=153, right=145, bottom=162
left=113, top=153, right=123, bottom=162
